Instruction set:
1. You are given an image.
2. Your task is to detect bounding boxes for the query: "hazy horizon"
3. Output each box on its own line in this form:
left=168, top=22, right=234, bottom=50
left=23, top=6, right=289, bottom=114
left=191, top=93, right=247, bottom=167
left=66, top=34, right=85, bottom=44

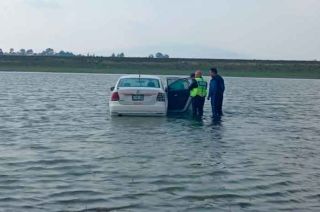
left=0, top=0, right=319, bottom=60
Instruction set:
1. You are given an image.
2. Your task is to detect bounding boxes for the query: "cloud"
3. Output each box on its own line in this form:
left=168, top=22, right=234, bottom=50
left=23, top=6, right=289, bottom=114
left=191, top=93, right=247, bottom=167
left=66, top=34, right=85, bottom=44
left=24, top=0, right=60, bottom=9
left=1, top=0, right=319, bottom=60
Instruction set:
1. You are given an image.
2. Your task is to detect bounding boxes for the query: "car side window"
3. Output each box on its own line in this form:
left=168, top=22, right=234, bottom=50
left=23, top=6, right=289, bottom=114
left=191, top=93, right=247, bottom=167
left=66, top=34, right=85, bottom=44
left=169, top=79, right=189, bottom=91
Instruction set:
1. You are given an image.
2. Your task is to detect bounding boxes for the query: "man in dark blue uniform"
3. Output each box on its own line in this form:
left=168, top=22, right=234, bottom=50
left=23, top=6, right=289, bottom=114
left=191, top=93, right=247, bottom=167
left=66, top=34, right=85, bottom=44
left=208, top=68, right=225, bottom=118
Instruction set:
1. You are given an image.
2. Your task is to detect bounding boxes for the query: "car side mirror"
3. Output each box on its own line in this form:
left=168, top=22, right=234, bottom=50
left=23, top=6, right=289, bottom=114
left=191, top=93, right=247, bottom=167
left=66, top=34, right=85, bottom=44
left=110, top=86, right=115, bottom=91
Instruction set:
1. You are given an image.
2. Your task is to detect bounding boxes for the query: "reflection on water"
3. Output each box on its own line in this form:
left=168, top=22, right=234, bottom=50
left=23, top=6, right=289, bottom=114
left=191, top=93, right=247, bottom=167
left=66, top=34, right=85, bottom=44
left=0, top=72, right=320, bottom=211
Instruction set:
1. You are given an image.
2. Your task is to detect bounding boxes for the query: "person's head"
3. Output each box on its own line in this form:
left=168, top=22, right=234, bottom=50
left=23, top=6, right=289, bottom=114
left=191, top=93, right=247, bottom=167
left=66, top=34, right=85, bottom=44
left=210, top=67, right=218, bottom=77
left=195, top=70, right=203, bottom=78
left=190, top=73, right=195, bottom=79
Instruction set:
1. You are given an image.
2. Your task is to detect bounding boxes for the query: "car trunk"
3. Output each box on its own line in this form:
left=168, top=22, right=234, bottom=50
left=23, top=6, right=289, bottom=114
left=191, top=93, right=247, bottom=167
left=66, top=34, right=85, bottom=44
left=118, top=88, right=159, bottom=105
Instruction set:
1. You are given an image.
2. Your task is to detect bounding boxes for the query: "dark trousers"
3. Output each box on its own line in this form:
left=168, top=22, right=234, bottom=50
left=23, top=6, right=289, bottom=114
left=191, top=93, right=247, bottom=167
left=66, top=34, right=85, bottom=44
left=192, top=96, right=205, bottom=117
left=211, top=95, right=223, bottom=117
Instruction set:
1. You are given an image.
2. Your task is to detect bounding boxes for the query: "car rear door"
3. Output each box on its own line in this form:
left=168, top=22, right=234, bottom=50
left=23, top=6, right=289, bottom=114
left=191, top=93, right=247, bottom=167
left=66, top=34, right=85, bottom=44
left=166, top=77, right=192, bottom=113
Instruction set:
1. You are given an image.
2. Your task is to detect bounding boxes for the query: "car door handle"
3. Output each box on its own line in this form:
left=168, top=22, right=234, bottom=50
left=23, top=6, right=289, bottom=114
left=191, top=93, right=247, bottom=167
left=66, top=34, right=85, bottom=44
left=174, top=94, right=178, bottom=97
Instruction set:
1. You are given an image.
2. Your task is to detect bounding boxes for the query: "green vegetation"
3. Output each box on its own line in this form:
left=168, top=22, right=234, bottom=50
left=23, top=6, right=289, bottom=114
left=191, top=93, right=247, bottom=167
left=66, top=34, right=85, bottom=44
left=0, top=55, right=320, bottom=79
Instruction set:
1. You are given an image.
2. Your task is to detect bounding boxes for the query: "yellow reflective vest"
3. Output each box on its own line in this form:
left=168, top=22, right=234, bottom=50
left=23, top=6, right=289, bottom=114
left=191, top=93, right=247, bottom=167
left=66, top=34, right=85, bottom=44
left=190, top=77, right=208, bottom=97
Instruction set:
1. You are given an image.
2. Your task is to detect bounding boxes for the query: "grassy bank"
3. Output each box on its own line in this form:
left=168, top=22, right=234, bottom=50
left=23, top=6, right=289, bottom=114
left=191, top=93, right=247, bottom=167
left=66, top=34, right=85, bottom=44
left=1, top=55, right=320, bottom=79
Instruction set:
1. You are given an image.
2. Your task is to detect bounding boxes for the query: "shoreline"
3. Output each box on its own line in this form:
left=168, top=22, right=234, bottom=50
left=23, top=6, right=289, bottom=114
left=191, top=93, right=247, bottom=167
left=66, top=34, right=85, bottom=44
left=1, top=68, right=319, bottom=80
left=1, top=56, right=319, bottom=79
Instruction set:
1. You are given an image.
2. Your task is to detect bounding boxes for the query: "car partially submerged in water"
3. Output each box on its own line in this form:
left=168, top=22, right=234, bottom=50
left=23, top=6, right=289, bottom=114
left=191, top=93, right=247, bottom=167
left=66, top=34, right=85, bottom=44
left=109, top=75, right=192, bottom=116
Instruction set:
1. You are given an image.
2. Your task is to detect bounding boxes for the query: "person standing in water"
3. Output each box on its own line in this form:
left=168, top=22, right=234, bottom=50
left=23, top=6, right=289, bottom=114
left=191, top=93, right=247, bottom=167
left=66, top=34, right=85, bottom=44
left=189, top=70, right=208, bottom=117
left=208, top=68, right=225, bottom=118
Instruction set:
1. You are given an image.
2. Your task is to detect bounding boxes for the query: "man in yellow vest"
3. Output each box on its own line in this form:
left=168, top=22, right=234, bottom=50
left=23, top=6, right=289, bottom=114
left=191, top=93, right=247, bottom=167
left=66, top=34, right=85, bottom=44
left=189, top=70, right=208, bottom=117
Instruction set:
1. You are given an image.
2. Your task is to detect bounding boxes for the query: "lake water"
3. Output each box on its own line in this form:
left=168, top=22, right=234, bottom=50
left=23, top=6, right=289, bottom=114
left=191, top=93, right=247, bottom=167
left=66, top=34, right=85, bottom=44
left=0, top=71, right=320, bottom=212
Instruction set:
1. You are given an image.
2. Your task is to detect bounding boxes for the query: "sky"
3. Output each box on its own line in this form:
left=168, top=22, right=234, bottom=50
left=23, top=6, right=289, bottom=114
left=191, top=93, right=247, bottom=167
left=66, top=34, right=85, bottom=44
left=0, top=0, right=319, bottom=60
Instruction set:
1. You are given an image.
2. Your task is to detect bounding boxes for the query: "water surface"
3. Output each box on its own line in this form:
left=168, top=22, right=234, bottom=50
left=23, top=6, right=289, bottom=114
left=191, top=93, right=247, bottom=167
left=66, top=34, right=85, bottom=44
left=0, top=72, right=320, bottom=211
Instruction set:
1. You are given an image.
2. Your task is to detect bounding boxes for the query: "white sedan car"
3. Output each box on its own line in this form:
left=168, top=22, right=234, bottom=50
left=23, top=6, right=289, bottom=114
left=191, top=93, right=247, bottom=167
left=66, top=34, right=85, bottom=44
left=109, top=75, right=167, bottom=116
left=109, top=75, right=193, bottom=116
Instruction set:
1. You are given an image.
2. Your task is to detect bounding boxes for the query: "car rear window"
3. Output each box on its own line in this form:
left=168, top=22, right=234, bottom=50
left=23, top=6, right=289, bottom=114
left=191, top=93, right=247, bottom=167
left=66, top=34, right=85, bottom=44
left=118, top=78, right=160, bottom=88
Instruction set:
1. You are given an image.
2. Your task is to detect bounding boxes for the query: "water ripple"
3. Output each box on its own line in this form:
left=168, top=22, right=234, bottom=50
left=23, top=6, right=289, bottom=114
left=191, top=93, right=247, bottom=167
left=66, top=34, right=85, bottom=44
left=0, top=72, right=320, bottom=211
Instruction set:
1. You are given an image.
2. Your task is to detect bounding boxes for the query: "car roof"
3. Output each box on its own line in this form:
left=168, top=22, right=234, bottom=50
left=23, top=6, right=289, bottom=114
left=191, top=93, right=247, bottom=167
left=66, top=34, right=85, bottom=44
left=119, top=75, right=161, bottom=80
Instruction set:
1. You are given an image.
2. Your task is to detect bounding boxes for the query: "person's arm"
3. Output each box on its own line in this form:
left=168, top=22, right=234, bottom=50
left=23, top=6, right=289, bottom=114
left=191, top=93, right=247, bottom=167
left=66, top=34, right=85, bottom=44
left=188, top=79, right=198, bottom=91
left=208, top=79, right=212, bottom=100
left=221, top=78, right=225, bottom=92
left=209, top=79, right=216, bottom=100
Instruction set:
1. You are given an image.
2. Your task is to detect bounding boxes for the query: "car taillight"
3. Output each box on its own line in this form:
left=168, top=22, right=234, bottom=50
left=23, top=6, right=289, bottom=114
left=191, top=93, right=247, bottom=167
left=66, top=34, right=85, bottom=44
left=111, top=92, right=120, bottom=101
left=156, top=93, right=165, bottom=102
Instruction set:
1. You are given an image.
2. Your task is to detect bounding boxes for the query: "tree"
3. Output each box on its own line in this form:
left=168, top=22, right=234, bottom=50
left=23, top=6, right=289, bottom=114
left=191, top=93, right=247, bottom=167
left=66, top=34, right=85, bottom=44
left=56, top=50, right=74, bottom=57
left=9, top=48, right=15, bottom=55
left=155, top=52, right=169, bottom=58
left=111, top=53, right=116, bottom=57
left=26, top=49, right=34, bottom=56
left=19, top=49, right=26, bottom=56
left=148, top=54, right=154, bottom=58
left=0, top=48, right=3, bottom=56
left=41, top=48, right=54, bottom=56
left=117, top=52, right=125, bottom=57
left=155, top=52, right=163, bottom=58
left=57, top=51, right=65, bottom=56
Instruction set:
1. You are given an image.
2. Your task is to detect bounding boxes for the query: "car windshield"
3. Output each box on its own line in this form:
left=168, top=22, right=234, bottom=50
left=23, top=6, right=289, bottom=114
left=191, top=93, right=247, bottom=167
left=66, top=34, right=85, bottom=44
left=118, top=78, right=160, bottom=88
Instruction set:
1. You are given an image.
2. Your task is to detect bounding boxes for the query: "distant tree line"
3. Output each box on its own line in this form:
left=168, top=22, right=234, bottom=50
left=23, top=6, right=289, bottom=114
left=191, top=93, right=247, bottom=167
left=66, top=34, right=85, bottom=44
left=111, top=52, right=125, bottom=58
left=109, top=52, right=169, bottom=58
left=148, top=52, right=169, bottom=59
left=0, top=48, right=170, bottom=59
left=0, top=48, right=78, bottom=57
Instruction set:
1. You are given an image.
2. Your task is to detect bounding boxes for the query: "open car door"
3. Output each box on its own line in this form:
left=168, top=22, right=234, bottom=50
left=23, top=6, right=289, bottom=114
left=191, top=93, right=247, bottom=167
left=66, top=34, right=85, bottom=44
left=166, top=77, right=192, bottom=113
